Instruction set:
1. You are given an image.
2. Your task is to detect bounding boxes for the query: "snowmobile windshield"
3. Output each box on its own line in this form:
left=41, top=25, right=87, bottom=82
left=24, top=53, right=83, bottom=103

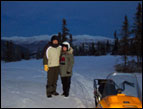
left=103, top=73, right=142, bottom=101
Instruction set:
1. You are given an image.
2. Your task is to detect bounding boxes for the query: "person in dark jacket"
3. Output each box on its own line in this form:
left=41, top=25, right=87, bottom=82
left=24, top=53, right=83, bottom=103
left=43, top=35, right=61, bottom=98
left=60, top=42, right=74, bottom=97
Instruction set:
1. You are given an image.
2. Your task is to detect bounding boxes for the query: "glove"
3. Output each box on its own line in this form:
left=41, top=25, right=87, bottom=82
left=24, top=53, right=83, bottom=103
left=44, top=65, right=49, bottom=72
left=67, top=72, right=70, bottom=74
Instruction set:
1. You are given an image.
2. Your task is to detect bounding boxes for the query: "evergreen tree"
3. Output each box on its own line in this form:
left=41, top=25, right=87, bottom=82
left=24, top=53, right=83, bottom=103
left=112, top=31, right=119, bottom=55
left=73, top=45, right=79, bottom=56
left=69, top=34, right=73, bottom=47
left=89, top=42, right=96, bottom=55
left=13, top=45, right=22, bottom=61
left=78, top=43, right=85, bottom=56
left=129, top=38, right=136, bottom=56
left=81, top=43, right=85, bottom=55
left=5, top=40, right=14, bottom=62
left=132, top=3, right=142, bottom=66
left=100, top=42, right=106, bottom=55
left=95, top=41, right=106, bottom=56
left=62, top=18, right=69, bottom=42
left=119, top=15, right=130, bottom=67
left=21, top=48, right=30, bottom=60
left=58, top=32, right=62, bottom=44
left=106, top=40, right=111, bottom=54
left=36, top=48, right=41, bottom=59
left=96, top=41, right=101, bottom=56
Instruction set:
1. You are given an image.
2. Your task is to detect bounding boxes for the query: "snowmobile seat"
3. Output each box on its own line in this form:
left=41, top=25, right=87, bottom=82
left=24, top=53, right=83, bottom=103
left=98, top=80, right=108, bottom=95
left=102, top=81, right=117, bottom=98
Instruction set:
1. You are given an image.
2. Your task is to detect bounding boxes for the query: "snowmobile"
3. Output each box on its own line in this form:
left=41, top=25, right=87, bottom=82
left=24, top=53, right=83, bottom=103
left=93, top=72, right=142, bottom=108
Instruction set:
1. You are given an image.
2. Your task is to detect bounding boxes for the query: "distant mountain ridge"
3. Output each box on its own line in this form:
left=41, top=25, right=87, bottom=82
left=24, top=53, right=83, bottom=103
left=1, top=34, right=114, bottom=45
left=1, top=34, right=114, bottom=60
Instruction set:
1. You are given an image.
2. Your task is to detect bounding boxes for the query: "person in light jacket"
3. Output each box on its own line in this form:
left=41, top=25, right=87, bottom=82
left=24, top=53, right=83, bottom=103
left=43, top=35, right=61, bottom=98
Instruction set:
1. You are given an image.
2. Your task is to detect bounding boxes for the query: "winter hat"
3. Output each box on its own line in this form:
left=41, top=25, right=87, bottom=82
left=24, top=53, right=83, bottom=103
left=62, top=41, right=70, bottom=50
left=51, top=35, right=59, bottom=42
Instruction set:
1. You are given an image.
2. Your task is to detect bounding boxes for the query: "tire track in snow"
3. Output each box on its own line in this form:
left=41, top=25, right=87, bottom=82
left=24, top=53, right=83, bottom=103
left=71, top=73, right=95, bottom=108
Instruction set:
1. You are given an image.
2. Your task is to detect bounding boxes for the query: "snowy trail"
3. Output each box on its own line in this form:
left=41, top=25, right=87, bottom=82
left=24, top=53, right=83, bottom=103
left=1, top=60, right=94, bottom=108
left=1, top=56, right=142, bottom=108
left=1, top=70, right=88, bottom=108
left=70, top=73, right=95, bottom=108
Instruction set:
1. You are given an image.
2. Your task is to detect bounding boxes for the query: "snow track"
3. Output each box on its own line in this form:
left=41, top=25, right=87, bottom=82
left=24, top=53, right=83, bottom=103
left=71, top=73, right=95, bottom=108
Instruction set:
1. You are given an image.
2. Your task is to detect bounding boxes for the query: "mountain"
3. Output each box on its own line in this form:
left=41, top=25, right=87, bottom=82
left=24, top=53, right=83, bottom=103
left=1, top=34, right=114, bottom=59
left=72, top=35, right=114, bottom=45
left=1, top=35, right=53, bottom=45
left=1, top=35, right=51, bottom=54
left=2, top=34, right=114, bottom=45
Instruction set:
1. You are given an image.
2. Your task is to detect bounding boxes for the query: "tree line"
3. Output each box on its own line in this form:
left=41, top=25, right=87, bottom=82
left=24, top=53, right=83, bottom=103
left=1, top=40, right=30, bottom=62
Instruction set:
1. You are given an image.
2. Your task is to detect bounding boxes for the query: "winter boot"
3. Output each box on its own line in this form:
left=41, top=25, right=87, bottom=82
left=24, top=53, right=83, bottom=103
left=64, top=93, right=69, bottom=97
left=47, top=95, right=52, bottom=98
left=61, top=92, right=66, bottom=96
left=52, top=91, right=59, bottom=96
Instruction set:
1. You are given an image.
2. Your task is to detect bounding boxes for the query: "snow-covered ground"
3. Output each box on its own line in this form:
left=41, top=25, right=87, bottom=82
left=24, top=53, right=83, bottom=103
left=1, top=56, right=142, bottom=108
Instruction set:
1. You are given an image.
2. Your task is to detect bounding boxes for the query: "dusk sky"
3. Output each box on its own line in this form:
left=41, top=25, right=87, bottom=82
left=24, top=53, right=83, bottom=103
left=1, top=1, right=142, bottom=38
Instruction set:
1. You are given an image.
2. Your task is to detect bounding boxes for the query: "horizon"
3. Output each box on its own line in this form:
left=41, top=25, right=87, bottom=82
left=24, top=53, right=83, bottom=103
left=1, top=34, right=114, bottom=40
left=1, top=1, right=142, bottom=38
